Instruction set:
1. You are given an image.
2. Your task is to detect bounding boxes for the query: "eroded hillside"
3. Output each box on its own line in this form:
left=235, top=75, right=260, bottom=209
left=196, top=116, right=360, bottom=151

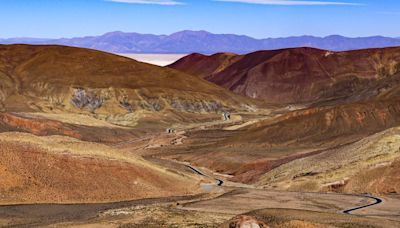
left=0, top=45, right=257, bottom=121
left=170, top=47, right=400, bottom=104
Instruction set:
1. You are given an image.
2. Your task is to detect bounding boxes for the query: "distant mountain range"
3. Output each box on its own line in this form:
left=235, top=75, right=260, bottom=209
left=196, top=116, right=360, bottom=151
left=1, top=30, right=400, bottom=54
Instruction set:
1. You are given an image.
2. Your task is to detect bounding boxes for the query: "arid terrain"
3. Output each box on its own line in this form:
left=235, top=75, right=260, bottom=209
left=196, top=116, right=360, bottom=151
left=170, top=47, right=400, bottom=103
left=0, top=44, right=400, bottom=227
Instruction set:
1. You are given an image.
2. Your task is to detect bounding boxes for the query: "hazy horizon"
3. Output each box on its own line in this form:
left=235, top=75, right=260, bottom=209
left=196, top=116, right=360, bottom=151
left=1, top=30, right=400, bottom=40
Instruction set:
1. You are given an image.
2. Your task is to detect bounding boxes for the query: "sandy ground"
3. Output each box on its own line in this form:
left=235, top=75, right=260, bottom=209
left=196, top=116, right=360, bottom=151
left=182, top=188, right=384, bottom=215
left=117, top=53, right=187, bottom=66
left=0, top=194, right=210, bottom=227
left=2, top=186, right=398, bottom=227
left=223, top=208, right=400, bottom=228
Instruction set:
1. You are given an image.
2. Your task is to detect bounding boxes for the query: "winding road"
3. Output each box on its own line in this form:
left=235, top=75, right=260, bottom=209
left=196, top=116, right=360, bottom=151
left=186, top=163, right=385, bottom=216
left=185, top=165, right=224, bottom=186
left=343, top=194, right=383, bottom=215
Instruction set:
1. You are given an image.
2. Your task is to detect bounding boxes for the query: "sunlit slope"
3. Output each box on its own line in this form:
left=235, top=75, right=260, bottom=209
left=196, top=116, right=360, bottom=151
left=0, top=132, right=201, bottom=204
left=0, top=44, right=255, bottom=114
left=257, top=126, right=400, bottom=193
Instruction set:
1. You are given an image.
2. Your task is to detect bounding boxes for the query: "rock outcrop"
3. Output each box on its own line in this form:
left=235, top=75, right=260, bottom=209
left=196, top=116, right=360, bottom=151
left=0, top=112, right=81, bottom=138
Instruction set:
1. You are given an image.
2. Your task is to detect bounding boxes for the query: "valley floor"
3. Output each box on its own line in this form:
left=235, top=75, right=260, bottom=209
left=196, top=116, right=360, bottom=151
left=0, top=165, right=399, bottom=227
left=0, top=113, right=399, bottom=227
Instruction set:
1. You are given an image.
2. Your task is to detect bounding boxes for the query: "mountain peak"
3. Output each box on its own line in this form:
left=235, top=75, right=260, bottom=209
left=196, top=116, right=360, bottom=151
left=170, top=30, right=211, bottom=37
left=324, top=35, right=346, bottom=39
left=101, top=31, right=142, bottom=37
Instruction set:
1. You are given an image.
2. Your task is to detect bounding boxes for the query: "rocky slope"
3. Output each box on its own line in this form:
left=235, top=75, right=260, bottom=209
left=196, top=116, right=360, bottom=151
left=0, top=45, right=256, bottom=118
left=170, top=47, right=400, bottom=104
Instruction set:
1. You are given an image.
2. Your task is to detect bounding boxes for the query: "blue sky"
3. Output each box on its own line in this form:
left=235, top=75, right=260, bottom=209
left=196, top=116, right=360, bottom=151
left=0, top=0, right=399, bottom=38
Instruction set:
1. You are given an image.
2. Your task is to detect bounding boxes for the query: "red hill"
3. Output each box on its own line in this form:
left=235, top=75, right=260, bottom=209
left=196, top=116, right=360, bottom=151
left=170, top=47, right=400, bottom=104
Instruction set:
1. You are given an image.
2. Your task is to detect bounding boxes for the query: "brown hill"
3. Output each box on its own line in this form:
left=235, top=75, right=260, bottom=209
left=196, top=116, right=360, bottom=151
left=169, top=52, right=241, bottom=79
left=232, top=99, right=400, bottom=147
left=169, top=47, right=400, bottom=104
left=0, top=132, right=201, bottom=204
left=0, top=44, right=255, bottom=115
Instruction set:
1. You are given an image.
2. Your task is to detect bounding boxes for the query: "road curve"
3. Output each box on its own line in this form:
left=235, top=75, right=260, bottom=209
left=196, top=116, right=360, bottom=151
left=186, top=163, right=383, bottom=214
left=343, top=194, right=383, bottom=215
left=185, top=165, right=224, bottom=186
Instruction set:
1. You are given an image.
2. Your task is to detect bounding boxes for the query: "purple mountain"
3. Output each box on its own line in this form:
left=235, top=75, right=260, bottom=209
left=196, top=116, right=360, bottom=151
left=1, top=30, right=400, bottom=54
